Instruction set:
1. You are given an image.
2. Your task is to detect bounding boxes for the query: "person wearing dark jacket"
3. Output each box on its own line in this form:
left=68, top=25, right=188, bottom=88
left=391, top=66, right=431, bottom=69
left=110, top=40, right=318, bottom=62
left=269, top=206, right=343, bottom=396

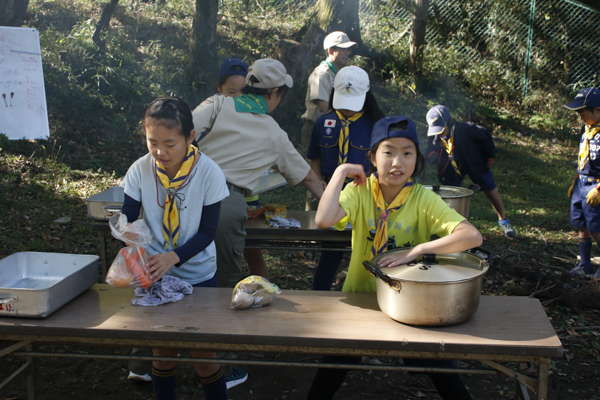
left=425, top=105, right=515, bottom=237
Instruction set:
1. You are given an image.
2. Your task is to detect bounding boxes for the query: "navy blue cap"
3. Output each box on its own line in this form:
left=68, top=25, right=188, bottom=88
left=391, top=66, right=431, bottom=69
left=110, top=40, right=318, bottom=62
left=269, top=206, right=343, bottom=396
left=218, top=57, right=248, bottom=78
left=370, top=116, right=418, bottom=149
left=426, top=105, right=451, bottom=136
left=564, top=87, right=600, bottom=110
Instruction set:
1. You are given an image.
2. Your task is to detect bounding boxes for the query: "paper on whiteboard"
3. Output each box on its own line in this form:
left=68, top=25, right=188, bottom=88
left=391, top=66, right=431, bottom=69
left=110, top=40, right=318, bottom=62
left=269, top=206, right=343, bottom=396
left=0, top=27, right=50, bottom=140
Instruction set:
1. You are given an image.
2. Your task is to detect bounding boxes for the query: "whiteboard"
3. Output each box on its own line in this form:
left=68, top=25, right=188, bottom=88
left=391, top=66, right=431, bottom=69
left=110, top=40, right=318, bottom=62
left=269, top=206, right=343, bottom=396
left=0, top=27, right=50, bottom=140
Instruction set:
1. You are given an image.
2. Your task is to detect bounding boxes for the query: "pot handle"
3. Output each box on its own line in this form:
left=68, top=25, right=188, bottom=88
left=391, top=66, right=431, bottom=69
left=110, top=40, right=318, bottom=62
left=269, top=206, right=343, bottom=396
left=362, top=261, right=402, bottom=292
left=465, top=246, right=494, bottom=263
left=467, top=183, right=481, bottom=195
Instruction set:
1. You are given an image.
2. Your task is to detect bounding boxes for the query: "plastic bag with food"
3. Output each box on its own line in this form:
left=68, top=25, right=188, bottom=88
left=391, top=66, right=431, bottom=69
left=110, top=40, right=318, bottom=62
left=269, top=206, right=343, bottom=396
left=231, top=275, right=281, bottom=310
left=105, top=213, right=153, bottom=289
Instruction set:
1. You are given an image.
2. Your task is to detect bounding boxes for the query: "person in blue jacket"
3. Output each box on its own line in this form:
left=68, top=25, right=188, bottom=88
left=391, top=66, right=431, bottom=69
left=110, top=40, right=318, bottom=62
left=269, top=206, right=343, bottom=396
left=306, top=66, right=385, bottom=290
left=425, top=105, right=516, bottom=237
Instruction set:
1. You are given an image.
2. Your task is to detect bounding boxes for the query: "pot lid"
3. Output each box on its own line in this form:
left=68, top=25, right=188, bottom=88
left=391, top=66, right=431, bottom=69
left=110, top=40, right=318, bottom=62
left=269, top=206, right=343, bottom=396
left=371, top=250, right=489, bottom=284
left=423, top=185, right=473, bottom=199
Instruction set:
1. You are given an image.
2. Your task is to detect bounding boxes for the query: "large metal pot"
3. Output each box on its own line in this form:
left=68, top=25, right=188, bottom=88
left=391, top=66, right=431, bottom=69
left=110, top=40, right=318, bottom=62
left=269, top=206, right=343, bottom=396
left=363, top=247, right=492, bottom=326
left=424, top=184, right=479, bottom=218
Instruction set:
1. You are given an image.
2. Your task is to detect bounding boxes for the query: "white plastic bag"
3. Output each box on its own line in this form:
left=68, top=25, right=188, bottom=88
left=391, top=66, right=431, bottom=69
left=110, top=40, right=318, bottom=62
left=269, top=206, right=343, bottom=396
left=231, top=275, right=281, bottom=310
left=105, top=213, right=153, bottom=288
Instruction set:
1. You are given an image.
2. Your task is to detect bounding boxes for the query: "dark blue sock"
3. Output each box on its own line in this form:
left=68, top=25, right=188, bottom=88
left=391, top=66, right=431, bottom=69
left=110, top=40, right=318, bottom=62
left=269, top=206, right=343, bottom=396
left=152, top=367, right=177, bottom=400
left=579, top=237, right=593, bottom=273
left=199, top=367, right=228, bottom=400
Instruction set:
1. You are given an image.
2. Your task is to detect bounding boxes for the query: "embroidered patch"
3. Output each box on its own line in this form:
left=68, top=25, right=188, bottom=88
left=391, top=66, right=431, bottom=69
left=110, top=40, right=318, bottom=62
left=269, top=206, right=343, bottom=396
left=201, top=98, right=215, bottom=105
left=324, top=119, right=336, bottom=127
left=325, top=128, right=332, bottom=134
left=345, top=82, right=353, bottom=93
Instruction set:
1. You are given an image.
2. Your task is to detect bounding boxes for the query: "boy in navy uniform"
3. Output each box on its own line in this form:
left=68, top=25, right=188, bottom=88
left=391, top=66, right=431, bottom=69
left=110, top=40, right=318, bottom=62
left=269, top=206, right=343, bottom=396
left=564, top=87, right=600, bottom=278
left=425, top=105, right=516, bottom=237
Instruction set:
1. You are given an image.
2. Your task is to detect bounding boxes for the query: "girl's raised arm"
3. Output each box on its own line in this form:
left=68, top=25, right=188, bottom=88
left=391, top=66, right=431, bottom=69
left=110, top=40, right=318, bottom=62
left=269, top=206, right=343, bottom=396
left=315, top=163, right=366, bottom=228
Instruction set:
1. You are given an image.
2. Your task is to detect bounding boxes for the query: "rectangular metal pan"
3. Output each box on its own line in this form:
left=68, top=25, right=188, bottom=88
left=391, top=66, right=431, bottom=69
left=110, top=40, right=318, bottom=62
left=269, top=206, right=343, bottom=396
left=0, top=252, right=99, bottom=318
left=86, top=186, right=125, bottom=221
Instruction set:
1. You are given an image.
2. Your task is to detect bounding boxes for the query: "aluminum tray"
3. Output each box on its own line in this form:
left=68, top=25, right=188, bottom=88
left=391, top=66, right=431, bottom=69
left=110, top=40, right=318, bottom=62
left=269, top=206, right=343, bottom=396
left=86, top=186, right=125, bottom=221
left=0, top=252, right=99, bottom=318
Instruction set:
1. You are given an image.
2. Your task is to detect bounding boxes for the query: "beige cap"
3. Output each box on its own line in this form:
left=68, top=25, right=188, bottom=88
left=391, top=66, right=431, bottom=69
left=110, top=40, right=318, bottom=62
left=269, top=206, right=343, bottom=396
left=323, top=31, right=357, bottom=50
left=246, top=58, right=293, bottom=89
left=333, top=66, right=369, bottom=112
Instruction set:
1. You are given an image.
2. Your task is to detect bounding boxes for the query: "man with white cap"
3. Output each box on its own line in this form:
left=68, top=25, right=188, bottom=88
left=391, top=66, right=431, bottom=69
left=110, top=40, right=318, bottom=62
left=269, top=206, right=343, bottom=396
left=425, top=105, right=516, bottom=237
left=192, top=58, right=326, bottom=289
left=300, top=31, right=358, bottom=155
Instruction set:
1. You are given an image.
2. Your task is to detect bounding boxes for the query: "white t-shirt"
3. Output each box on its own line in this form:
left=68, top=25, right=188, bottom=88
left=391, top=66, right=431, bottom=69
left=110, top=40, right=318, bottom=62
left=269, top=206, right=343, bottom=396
left=122, top=152, right=229, bottom=285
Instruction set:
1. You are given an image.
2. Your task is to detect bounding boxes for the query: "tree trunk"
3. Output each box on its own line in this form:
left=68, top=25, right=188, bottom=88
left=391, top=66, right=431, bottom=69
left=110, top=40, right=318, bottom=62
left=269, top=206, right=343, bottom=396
left=92, top=0, right=119, bottom=49
left=317, top=0, right=365, bottom=54
left=272, top=24, right=326, bottom=123
left=408, top=0, right=429, bottom=74
left=189, top=0, right=219, bottom=99
left=0, top=0, right=30, bottom=27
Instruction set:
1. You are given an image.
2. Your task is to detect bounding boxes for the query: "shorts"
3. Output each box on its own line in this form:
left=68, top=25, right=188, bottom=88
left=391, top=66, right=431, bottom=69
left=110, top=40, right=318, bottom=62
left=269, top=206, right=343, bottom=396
left=439, top=166, right=497, bottom=192
left=571, top=178, right=600, bottom=232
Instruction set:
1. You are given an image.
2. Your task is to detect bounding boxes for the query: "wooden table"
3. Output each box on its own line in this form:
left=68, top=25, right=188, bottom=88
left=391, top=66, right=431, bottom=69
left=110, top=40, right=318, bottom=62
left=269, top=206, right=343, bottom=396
left=245, top=210, right=351, bottom=251
left=0, top=285, right=562, bottom=400
left=92, top=210, right=352, bottom=278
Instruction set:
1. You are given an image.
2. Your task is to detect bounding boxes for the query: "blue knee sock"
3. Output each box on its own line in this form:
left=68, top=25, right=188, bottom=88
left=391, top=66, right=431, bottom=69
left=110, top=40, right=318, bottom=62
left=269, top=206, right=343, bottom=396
left=152, top=367, right=177, bottom=400
left=199, top=367, right=228, bottom=400
left=579, top=237, right=593, bottom=273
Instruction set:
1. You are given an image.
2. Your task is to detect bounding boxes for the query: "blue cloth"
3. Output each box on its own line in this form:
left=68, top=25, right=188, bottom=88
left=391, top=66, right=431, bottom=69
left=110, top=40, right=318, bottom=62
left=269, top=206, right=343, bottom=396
left=577, top=125, right=600, bottom=178
left=438, top=165, right=497, bottom=192
left=571, top=178, right=600, bottom=232
left=306, top=110, right=373, bottom=180
left=132, top=275, right=193, bottom=306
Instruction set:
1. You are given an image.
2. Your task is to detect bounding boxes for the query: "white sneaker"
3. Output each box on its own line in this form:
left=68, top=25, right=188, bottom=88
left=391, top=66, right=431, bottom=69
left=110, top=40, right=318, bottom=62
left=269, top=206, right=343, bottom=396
left=128, top=371, right=152, bottom=382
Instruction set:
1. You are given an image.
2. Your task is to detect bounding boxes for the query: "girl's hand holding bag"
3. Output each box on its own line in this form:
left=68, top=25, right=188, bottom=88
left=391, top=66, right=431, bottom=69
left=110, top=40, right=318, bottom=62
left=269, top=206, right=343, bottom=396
left=105, top=213, right=153, bottom=288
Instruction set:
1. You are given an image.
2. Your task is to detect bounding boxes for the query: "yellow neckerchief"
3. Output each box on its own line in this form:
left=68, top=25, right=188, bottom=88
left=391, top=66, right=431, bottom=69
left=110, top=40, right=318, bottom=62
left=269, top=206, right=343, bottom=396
left=578, top=124, right=600, bottom=171
left=440, top=124, right=460, bottom=176
left=370, top=173, right=414, bottom=258
left=336, top=110, right=364, bottom=165
left=155, top=144, right=198, bottom=249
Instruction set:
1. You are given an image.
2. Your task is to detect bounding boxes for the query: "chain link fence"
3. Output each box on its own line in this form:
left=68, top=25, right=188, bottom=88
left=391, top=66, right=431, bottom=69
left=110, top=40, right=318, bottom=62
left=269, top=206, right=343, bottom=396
left=225, top=0, right=599, bottom=94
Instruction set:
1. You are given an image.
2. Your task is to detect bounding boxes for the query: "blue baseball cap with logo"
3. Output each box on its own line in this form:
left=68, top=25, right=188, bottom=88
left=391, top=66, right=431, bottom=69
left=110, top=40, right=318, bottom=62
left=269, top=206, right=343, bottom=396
left=218, top=57, right=248, bottom=78
left=426, top=105, right=452, bottom=136
left=370, top=116, right=419, bottom=149
left=564, top=87, right=600, bottom=110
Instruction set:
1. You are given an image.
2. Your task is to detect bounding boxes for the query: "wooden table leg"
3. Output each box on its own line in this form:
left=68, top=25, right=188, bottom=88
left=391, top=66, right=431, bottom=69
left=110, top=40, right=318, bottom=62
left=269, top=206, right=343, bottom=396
left=26, top=343, right=36, bottom=400
left=98, top=231, right=107, bottom=280
left=536, top=358, right=550, bottom=400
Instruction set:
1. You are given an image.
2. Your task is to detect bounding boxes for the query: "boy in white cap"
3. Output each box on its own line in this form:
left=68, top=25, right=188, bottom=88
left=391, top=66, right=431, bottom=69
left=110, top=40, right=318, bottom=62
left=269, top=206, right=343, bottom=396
left=300, top=31, right=357, bottom=155
left=306, top=66, right=384, bottom=290
left=192, top=58, right=326, bottom=289
left=564, top=87, right=600, bottom=278
left=425, top=105, right=516, bottom=237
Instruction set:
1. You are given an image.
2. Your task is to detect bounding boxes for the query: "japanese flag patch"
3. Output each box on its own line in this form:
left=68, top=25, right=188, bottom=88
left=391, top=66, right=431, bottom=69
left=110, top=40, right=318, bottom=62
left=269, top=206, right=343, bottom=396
left=324, top=119, right=336, bottom=128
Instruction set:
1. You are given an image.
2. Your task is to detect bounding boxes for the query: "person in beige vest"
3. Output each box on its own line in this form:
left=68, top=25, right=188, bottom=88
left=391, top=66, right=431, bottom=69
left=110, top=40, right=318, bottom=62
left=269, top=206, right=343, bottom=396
left=300, top=31, right=357, bottom=156
left=192, top=58, right=326, bottom=288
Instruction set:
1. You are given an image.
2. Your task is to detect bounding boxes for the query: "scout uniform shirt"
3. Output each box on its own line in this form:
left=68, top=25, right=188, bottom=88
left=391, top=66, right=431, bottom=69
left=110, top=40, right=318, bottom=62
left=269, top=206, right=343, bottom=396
left=192, top=94, right=310, bottom=195
left=306, top=110, right=373, bottom=180
left=301, top=63, right=336, bottom=123
left=578, top=125, right=600, bottom=179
